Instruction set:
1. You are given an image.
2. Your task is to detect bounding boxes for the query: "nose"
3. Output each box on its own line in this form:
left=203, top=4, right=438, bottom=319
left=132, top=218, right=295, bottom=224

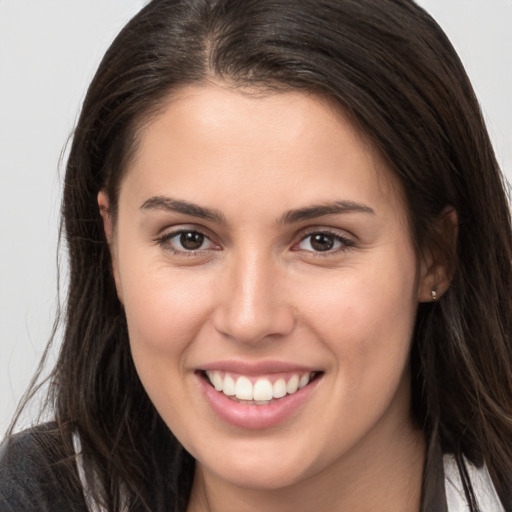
left=212, top=251, right=295, bottom=345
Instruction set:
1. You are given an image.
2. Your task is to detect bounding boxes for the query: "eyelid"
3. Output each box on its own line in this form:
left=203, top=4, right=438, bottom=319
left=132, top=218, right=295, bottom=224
left=298, top=225, right=355, bottom=239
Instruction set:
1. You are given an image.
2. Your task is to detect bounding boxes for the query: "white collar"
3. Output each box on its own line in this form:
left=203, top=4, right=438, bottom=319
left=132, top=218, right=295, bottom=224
left=73, top=431, right=109, bottom=512
left=443, top=454, right=504, bottom=511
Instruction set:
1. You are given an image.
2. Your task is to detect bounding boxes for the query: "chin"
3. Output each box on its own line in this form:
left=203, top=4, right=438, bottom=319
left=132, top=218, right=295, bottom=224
left=192, top=435, right=323, bottom=491
left=206, top=461, right=310, bottom=491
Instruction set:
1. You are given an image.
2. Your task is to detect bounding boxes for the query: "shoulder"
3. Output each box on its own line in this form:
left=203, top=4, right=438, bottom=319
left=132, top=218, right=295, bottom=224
left=443, top=454, right=505, bottom=512
left=0, top=422, right=88, bottom=512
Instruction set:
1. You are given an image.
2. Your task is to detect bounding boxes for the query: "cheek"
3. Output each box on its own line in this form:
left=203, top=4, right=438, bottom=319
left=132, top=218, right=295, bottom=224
left=303, top=266, right=417, bottom=343
left=119, top=263, right=216, bottom=424
left=297, top=251, right=419, bottom=391
left=299, top=264, right=419, bottom=435
left=116, top=244, right=216, bottom=364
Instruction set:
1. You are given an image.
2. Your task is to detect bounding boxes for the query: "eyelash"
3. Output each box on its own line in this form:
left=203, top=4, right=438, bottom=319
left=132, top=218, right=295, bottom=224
left=154, top=228, right=355, bottom=257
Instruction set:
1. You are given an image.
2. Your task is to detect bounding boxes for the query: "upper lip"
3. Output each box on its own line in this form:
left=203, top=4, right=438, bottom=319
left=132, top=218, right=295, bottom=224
left=198, top=360, right=320, bottom=375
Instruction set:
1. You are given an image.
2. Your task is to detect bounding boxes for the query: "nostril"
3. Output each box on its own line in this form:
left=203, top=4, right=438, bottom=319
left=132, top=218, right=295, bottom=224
left=212, top=308, right=296, bottom=345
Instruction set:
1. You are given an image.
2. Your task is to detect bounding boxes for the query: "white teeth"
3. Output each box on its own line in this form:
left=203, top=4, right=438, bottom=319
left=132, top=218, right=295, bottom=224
left=205, top=370, right=317, bottom=403
left=211, top=371, right=223, bottom=391
left=299, top=372, right=310, bottom=389
left=235, top=376, right=253, bottom=400
left=286, top=374, right=299, bottom=394
left=272, top=378, right=287, bottom=399
left=253, top=379, right=273, bottom=401
left=223, top=375, right=236, bottom=396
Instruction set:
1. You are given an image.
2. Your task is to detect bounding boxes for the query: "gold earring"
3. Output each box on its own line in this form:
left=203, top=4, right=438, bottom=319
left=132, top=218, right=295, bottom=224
left=431, top=290, right=438, bottom=301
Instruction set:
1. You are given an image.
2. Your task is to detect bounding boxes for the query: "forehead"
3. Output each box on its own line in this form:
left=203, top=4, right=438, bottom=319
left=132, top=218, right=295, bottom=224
left=123, top=84, right=407, bottom=221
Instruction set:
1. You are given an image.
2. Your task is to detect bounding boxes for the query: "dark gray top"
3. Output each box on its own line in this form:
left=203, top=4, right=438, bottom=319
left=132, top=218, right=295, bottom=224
left=0, top=424, right=88, bottom=512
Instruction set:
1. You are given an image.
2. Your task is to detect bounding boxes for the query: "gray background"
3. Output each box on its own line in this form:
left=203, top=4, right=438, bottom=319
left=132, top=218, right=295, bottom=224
left=1, top=1, right=511, bottom=434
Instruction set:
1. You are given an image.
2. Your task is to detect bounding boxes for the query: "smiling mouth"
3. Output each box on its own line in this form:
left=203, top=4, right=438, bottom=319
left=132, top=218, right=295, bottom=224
left=201, top=370, right=322, bottom=405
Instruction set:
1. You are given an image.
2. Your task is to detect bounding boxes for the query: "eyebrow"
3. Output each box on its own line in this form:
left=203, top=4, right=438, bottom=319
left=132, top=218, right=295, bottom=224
left=140, top=195, right=374, bottom=225
left=279, top=201, right=375, bottom=224
left=140, top=196, right=226, bottom=224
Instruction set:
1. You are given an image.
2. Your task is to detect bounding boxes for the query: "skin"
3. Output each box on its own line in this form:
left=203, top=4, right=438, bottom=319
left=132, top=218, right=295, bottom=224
left=99, top=84, right=449, bottom=511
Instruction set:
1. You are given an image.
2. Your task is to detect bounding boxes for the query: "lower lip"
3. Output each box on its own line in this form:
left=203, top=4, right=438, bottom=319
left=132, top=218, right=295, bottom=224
left=197, top=373, right=321, bottom=429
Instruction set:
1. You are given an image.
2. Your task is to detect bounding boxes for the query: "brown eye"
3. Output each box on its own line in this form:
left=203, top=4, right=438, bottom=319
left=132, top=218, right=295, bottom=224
left=309, top=233, right=335, bottom=251
left=179, top=231, right=205, bottom=250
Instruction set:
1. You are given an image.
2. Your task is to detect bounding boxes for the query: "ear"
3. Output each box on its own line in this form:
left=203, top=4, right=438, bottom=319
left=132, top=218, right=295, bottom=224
left=417, top=207, right=458, bottom=303
left=97, top=190, right=123, bottom=303
left=98, top=190, right=114, bottom=244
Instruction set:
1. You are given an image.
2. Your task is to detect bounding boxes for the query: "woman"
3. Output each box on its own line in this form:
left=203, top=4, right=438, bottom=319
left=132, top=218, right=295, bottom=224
left=1, top=0, right=511, bottom=511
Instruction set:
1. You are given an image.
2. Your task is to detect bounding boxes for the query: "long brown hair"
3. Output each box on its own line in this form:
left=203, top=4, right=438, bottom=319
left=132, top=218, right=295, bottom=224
left=11, top=1, right=512, bottom=510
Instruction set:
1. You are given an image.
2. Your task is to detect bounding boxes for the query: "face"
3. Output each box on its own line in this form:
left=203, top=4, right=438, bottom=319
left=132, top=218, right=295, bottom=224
left=101, top=85, right=434, bottom=494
